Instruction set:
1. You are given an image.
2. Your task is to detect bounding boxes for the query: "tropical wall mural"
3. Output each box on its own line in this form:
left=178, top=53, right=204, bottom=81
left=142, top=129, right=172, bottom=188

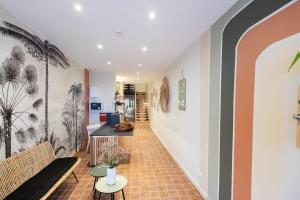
left=0, top=7, right=84, bottom=159
left=0, top=45, right=43, bottom=158
left=62, top=83, right=83, bottom=154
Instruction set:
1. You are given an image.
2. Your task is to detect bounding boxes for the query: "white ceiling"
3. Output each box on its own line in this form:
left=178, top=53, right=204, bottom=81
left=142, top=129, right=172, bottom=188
left=0, top=0, right=237, bottom=83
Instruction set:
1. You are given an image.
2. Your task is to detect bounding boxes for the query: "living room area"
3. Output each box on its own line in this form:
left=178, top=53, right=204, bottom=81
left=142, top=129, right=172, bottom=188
left=1, top=1, right=300, bottom=200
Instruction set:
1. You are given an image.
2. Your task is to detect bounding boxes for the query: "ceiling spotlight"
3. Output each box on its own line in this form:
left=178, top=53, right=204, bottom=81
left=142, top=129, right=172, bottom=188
left=138, top=63, right=142, bottom=67
left=97, top=44, right=103, bottom=49
left=137, top=72, right=140, bottom=75
left=148, top=10, right=156, bottom=20
left=107, top=61, right=112, bottom=65
left=142, top=46, right=147, bottom=52
left=74, top=3, right=82, bottom=12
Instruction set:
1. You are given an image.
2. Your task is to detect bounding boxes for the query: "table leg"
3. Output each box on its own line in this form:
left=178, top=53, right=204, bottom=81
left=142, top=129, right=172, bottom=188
left=93, top=177, right=96, bottom=191
left=72, top=171, right=79, bottom=182
left=93, top=177, right=98, bottom=199
left=98, top=192, right=101, bottom=200
left=111, top=193, right=115, bottom=200
left=122, top=189, right=125, bottom=200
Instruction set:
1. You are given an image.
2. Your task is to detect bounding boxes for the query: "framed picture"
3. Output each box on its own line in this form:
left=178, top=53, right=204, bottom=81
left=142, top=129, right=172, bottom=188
left=178, top=78, right=186, bottom=110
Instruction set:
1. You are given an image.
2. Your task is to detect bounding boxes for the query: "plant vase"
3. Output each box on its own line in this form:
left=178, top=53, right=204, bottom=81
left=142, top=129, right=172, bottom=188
left=106, top=167, right=117, bottom=185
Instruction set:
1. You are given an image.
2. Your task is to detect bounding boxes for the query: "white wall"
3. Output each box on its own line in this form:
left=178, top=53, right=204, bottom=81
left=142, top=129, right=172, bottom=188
left=149, top=30, right=210, bottom=198
left=252, top=33, right=300, bottom=200
left=89, top=70, right=116, bottom=124
left=136, top=83, right=148, bottom=93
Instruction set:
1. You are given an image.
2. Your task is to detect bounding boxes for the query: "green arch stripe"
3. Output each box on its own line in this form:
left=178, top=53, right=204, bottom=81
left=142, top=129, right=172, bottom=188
left=219, top=0, right=292, bottom=200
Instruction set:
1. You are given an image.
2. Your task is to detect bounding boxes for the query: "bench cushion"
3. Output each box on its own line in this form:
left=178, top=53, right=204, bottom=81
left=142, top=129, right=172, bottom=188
left=5, top=157, right=78, bottom=200
left=0, top=142, right=55, bottom=199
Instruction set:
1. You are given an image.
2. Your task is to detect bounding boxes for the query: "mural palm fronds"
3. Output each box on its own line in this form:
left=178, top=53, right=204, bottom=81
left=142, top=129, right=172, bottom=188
left=27, top=126, right=36, bottom=139
left=0, top=126, right=3, bottom=148
left=0, top=46, right=43, bottom=157
left=35, top=136, right=45, bottom=145
left=0, top=21, right=44, bottom=59
left=28, top=113, right=38, bottom=123
left=69, top=83, right=83, bottom=100
left=11, top=46, right=25, bottom=65
left=54, top=146, right=66, bottom=155
left=62, top=116, right=73, bottom=151
left=288, top=51, right=300, bottom=72
left=62, top=83, right=83, bottom=152
left=0, top=21, right=70, bottom=141
left=15, top=128, right=26, bottom=145
left=49, top=131, right=66, bottom=156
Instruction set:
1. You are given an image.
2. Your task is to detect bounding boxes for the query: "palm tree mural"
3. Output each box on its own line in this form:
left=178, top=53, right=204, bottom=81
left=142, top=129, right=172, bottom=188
left=62, top=83, right=83, bottom=152
left=62, top=113, right=73, bottom=151
left=0, top=21, right=70, bottom=141
left=49, top=131, right=66, bottom=156
left=0, top=46, right=43, bottom=158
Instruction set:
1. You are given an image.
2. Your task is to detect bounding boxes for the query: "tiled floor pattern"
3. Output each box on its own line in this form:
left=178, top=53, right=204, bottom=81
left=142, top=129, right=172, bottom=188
left=50, top=124, right=203, bottom=200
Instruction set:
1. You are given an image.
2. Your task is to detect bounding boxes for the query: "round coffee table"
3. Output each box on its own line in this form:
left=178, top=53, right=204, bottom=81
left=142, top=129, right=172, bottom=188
left=95, top=175, right=127, bottom=200
left=90, top=166, right=107, bottom=199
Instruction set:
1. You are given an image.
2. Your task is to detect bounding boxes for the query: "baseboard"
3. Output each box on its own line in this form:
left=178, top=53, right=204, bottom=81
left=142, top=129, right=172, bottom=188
left=150, top=126, right=208, bottom=200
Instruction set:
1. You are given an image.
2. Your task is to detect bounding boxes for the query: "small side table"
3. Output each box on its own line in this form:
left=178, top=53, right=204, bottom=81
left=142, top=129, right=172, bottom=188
left=95, top=175, right=127, bottom=200
left=90, top=166, right=107, bottom=199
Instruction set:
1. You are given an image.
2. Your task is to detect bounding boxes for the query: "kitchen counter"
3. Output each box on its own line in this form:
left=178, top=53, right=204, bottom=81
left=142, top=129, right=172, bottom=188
left=90, top=123, right=133, bottom=137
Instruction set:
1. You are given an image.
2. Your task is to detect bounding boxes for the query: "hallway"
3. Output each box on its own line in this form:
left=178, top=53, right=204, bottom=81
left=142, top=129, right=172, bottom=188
left=50, top=125, right=203, bottom=200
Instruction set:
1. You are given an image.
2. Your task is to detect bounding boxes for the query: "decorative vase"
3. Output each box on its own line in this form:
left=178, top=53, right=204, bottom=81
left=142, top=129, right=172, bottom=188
left=106, top=167, right=116, bottom=185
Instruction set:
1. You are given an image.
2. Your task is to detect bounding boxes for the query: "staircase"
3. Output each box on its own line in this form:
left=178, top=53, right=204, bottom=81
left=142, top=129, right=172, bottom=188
left=135, top=92, right=149, bottom=123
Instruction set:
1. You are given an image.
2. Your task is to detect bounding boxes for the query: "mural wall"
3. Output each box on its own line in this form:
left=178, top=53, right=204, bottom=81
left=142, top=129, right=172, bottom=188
left=208, top=1, right=252, bottom=199
left=209, top=0, right=300, bottom=200
left=0, top=6, right=84, bottom=159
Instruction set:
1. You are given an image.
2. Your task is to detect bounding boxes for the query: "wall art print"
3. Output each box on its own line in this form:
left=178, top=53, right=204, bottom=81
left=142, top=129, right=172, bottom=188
left=178, top=78, right=186, bottom=111
left=159, top=77, right=169, bottom=113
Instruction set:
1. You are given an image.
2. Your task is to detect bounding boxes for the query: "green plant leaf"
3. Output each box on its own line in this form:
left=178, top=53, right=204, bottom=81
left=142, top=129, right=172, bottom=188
left=288, top=51, right=300, bottom=72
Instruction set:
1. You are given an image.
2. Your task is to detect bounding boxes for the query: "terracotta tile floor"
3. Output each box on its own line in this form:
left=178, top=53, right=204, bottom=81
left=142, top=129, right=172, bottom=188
left=49, top=124, right=203, bottom=200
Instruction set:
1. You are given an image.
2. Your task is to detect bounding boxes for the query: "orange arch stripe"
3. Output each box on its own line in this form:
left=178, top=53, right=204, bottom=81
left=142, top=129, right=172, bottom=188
left=234, top=1, right=300, bottom=200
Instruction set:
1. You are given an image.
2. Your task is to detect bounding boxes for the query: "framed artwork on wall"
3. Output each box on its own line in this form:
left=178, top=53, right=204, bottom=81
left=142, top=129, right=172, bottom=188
left=178, top=78, right=186, bottom=111
left=160, top=77, right=169, bottom=113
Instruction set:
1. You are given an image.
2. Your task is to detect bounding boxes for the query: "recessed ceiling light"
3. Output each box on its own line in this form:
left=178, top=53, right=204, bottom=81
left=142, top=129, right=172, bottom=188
left=74, top=3, right=82, bottom=12
left=97, top=44, right=103, bottom=49
left=138, top=63, right=142, bottom=67
left=148, top=10, right=156, bottom=20
left=137, top=72, right=140, bottom=75
left=142, top=46, right=147, bottom=52
left=107, top=61, right=112, bottom=65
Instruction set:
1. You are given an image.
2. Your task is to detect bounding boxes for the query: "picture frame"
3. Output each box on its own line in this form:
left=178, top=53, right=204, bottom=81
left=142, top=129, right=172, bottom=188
left=178, top=78, right=186, bottom=110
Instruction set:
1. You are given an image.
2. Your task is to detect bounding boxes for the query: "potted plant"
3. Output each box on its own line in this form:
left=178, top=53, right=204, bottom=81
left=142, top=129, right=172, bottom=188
left=97, top=140, right=128, bottom=185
